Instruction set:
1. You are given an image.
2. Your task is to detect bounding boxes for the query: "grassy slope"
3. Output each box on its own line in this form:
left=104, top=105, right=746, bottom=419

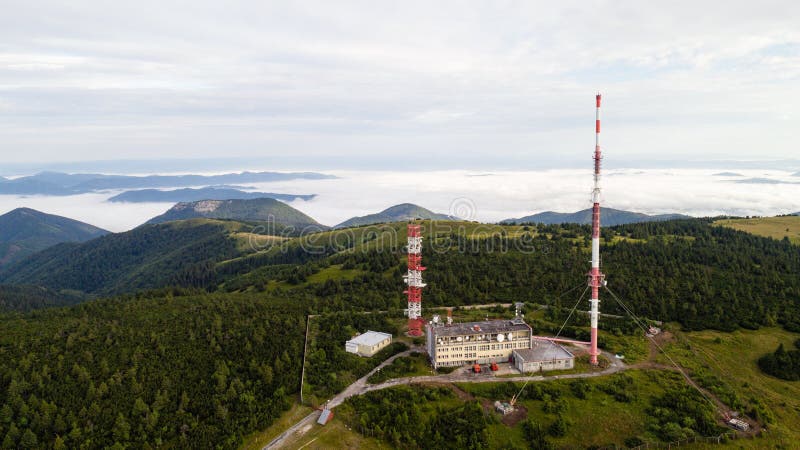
left=239, top=402, right=313, bottom=450
left=463, top=370, right=673, bottom=448
left=657, top=327, right=800, bottom=448
left=714, top=216, right=800, bottom=245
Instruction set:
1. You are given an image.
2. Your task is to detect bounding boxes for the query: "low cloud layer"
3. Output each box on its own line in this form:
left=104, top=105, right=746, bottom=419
left=2, top=168, right=796, bottom=232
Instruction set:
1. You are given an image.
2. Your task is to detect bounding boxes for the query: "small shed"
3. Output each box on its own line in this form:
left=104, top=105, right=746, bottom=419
left=345, top=330, right=392, bottom=357
left=513, top=341, right=574, bottom=373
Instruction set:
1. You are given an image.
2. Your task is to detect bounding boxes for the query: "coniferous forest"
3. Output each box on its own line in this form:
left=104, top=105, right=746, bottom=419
left=0, top=218, right=799, bottom=447
left=0, top=292, right=304, bottom=448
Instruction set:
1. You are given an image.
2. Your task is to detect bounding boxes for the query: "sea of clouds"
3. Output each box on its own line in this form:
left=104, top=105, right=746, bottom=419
left=0, top=168, right=798, bottom=232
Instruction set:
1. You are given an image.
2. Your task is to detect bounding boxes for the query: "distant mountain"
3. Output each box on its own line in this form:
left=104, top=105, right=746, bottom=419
left=0, top=208, right=109, bottom=267
left=0, top=220, right=247, bottom=295
left=108, top=187, right=315, bottom=203
left=146, top=198, right=326, bottom=229
left=712, top=172, right=744, bottom=177
left=0, top=170, right=335, bottom=195
left=335, top=203, right=454, bottom=228
left=733, top=178, right=800, bottom=185
left=502, top=207, right=690, bottom=226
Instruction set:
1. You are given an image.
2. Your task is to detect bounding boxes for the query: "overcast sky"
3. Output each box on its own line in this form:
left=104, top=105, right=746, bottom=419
left=2, top=1, right=799, bottom=170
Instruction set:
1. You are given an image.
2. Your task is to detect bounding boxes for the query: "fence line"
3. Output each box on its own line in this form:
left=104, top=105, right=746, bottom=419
left=628, top=430, right=761, bottom=450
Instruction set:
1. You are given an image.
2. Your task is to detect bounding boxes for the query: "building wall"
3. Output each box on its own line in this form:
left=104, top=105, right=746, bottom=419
left=346, top=335, right=391, bottom=357
left=427, top=323, right=532, bottom=368
left=515, top=356, right=574, bottom=373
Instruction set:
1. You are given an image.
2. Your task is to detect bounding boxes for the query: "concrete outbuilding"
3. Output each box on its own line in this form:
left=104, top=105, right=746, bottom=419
left=345, top=331, right=392, bottom=357
left=513, top=340, right=574, bottom=373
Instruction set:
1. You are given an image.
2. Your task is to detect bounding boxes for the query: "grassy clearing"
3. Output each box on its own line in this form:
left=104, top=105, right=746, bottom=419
left=304, top=264, right=364, bottom=283
left=601, top=330, right=649, bottom=363
left=656, top=327, right=800, bottom=448
left=274, top=417, right=389, bottom=450
left=239, top=402, right=313, bottom=450
left=367, top=352, right=433, bottom=383
left=714, top=216, right=800, bottom=244
left=231, top=232, right=287, bottom=253
left=459, top=369, right=695, bottom=448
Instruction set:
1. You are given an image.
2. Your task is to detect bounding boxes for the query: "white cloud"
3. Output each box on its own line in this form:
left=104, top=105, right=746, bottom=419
left=0, top=2, right=798, bottom=165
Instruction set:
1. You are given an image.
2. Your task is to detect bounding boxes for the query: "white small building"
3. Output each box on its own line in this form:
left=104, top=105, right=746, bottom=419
left=513, top=341, right=574, bottom=373
left=345, top=331, right=392, bottom=357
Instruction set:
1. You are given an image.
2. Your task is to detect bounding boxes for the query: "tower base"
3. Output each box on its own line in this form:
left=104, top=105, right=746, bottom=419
left=407, top=318, right=425, bottom=337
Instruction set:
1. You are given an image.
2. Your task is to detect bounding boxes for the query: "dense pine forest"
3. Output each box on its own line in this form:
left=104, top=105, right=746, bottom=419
left=0, top=291, right=304, bottom=448
left=0, top=218, right=799, bottom=447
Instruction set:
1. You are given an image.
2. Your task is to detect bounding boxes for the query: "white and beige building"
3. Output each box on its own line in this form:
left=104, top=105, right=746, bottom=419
left=345, top=330, right=392, bottom=357
left=426, top=318, right=533, bottom=368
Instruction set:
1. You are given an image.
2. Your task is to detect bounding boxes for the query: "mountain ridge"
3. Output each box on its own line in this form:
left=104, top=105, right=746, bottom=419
left=334, top=203, right=455, bottom=228
left=146, top=197, right=326, bottom=229
left=501, top=207, right=690, bottom=226
left=0, top=219, right=247, bottom=294
left=0, top=208, right=108, bottom=267
left=108, top=187, right=315, bottom=203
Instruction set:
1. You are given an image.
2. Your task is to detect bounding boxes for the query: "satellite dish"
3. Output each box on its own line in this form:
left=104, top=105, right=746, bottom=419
left=497, top=334, right=505, bottom=342
left=456, top=337, right=463, bottom=342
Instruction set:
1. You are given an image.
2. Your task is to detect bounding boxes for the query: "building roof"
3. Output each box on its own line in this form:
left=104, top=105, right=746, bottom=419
left=430, top=319, right=530, bottom=337
left=317, top=408, right=333, bottom=425
left=514, top=341, right=573, bottom=361
left=346, top=330, right=391, bottom=347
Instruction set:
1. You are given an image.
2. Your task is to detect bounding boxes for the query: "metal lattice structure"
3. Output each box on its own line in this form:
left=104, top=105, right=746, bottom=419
left=404, top=223, right=425, bottom=336
left=588, top=93, right=606, bottom=365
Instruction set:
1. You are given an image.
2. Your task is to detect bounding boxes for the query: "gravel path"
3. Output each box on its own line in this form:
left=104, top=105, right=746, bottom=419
left=264, top=349, right=625, bottom=449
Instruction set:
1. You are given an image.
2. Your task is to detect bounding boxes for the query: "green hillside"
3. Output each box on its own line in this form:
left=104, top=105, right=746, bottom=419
left=0, top=208, right=108, bottom=267
left=146, top=197, right=326, bottom=229
left=0, top=219, right=248, bottom=295
left=1, top=217, right=800, bottom=448
left=334, top=203, right=454, bottom=228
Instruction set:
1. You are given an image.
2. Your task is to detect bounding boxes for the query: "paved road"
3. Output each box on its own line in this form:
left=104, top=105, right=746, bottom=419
left=264, top=349, right=625, bottom=449
left=262, top=349, right=419, bottom=450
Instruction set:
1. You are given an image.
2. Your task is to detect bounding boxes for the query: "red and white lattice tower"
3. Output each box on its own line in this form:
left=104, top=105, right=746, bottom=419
left=588, top=93, right=606, bottom=365
left=404, top=223, right=425, bottom=336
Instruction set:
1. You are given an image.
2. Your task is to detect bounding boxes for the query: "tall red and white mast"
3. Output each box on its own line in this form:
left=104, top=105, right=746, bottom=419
left=404, top=223, right=425, bottom=336
left=588, top=93, right=605, bottom=365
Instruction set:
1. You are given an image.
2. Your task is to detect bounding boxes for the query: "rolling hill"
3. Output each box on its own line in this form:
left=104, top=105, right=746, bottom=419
left=334, top=203, right=454, bottom=228
left=108, top=187, right=315, bottom=203
left=0, top=208, right=108, bottom=267
left=502, top=207, right=689, bottom=226
left=0, top=219, right=250, bottom=295
left=146, top=198, right=326, bottom=229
